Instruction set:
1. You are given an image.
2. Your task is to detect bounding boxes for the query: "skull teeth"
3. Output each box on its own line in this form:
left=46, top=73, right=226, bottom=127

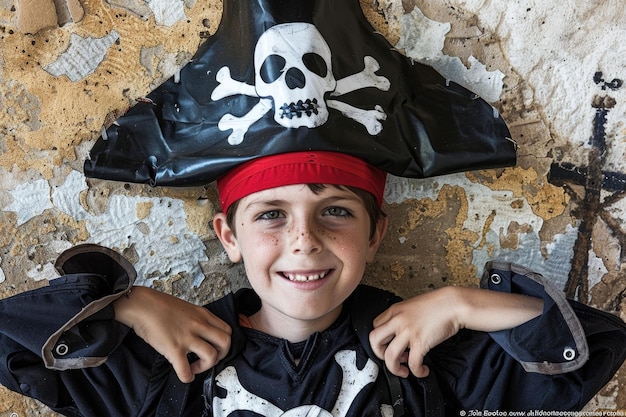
left=284, top=271, right=328, bottom=282
left=279, top=98, right=320, bottom=119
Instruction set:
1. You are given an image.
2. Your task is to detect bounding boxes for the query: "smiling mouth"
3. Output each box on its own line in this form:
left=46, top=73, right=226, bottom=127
left=281, top=270, right=330, bottom=282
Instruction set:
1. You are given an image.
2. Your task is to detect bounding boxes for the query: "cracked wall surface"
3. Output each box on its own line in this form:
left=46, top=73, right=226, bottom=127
left=1, top=0, right=625, bottom=414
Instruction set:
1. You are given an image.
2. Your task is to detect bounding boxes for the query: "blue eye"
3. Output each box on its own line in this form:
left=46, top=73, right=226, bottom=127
left=258, top=210, right=284, bottom=220
left=324, top=207, right=351, bottom=217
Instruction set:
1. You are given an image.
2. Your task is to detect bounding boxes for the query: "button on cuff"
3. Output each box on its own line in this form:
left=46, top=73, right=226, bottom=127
left=563, top=347, right=576, bottom=361
left=490, top=273, right=502, bottom=285
left=55, top=343, right=69, bottom=356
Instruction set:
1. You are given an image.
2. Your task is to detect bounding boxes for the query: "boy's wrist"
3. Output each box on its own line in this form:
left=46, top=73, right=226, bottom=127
left=440, top=286, right=472, bottom=331
left=113, top=285, right=150, bottom=329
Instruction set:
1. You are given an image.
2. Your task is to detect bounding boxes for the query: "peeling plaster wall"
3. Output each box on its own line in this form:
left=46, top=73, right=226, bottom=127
left=0, top=0, right=624, bottom=414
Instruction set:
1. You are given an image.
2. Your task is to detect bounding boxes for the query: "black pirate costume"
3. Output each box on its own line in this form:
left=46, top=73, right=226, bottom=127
left=1, top=0, right=625, bottom=416
left=0, top=246, right=625, bottom=416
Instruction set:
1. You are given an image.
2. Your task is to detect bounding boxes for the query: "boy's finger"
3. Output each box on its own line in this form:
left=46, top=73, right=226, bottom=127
left=372, top=305, right=398, bottom=328
left=189, top=354, right=218, bottom=375
left=372, top=311, right=390, bottom=328
left=188, top=340, right=221, bottom=371
left=407, top=351, right=430, bottom=378
left=196, top=327, right=231, bottom=360
left=369, top=341, right=385, bottom=361
left=411, top=363, right=430, bottom=378
left=368, top=327, right=395, bottom=359
left=384, top=357, right=409, bottom=378
left=383, top=336, right=410, bottom=377
left=169, top=354, right=195, bottom=384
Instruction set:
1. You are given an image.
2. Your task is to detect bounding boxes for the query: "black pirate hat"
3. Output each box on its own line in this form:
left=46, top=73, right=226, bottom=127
left=84, top=0, right=515, bottom=189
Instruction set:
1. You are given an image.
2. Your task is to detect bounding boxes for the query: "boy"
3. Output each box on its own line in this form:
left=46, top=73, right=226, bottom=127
left=2, top=151, right=625, bottom=416
left=2, top=0, right=625, bottom=414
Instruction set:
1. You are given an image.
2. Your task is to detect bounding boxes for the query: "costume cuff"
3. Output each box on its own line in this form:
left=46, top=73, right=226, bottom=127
left=480, top=261, right=588, bottom=375
left=42, top=244, right=136, bottom=370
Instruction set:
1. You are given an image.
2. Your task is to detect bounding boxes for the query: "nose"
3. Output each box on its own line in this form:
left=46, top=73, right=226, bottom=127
left=289, top=218, right=322, bottom=254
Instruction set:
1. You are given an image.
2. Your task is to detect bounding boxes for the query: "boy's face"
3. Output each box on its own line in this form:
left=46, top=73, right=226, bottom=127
left=213, top=184, right=387, bottom=336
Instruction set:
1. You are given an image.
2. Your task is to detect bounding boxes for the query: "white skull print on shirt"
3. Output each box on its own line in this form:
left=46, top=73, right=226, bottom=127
left=210, top=22, right=391, bottom=145
left=211, top=350, right=394, bottom=417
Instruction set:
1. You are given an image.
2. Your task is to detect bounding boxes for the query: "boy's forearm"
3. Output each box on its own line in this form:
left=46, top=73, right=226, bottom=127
left=450, top=286, right=543, bottom=332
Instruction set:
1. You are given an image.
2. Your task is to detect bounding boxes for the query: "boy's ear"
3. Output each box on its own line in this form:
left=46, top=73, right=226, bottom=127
left=367, top=216, right=388, bottom=262
left=213, top=213, right=243, bottom=263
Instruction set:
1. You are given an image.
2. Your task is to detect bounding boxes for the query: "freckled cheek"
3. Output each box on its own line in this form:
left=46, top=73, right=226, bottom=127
left=329, top=234, right=355, bottom=252
left=335, top=234, right=369, bottom=257
left=256, top=231, right=282, bottom=247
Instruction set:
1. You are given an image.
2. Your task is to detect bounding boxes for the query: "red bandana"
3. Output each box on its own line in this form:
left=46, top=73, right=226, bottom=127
left=217, top=151, right=387, bottom=213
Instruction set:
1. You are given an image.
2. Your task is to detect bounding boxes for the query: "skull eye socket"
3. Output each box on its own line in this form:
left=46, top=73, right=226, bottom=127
left=260, top=54, right=286, bottom=84
left=302, top=53, right=328, bottom=78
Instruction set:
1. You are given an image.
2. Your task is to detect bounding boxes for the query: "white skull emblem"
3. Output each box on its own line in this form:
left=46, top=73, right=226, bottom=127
left=254, top=23, right=336, bottom=128
left=212, top=351, right=392, bottom=416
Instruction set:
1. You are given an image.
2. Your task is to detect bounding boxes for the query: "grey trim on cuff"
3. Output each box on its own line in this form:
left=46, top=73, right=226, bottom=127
left=42, top=245, right=136, bottom=371
left=482, top=261, right=589, bottom=375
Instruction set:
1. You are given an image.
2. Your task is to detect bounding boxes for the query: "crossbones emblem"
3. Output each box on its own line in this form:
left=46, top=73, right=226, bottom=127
left=210, top=22, right=391, bottom=145
left=212, top=350, right=394, bottom=416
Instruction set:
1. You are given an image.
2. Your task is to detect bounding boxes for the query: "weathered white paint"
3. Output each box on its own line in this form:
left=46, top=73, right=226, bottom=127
left=444, top=0, right=626, bottom=162
left=45, top=31, right=120, bottom=81
left=147, top=0, right=186, bottom=26
left=3, top=170, right=208, bottom=286
left=26, top=262, right=60, bottom=282
left=396, top=6, right=505, bottom=102
left=55, top=170, right=209, bottom=286
left=6, top=179, right=54, bottom=226
left=606, top=192, right=626, bottom=226
left=477, top=225, right=579, bottom=290
left=396, top=7, right=449, bottom=61
left=587, top=248, right=609, bottom=300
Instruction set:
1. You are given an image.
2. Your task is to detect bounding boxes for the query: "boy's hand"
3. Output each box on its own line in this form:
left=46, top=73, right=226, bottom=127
left=369, top=287, right=460, bottom=378
left=369, top=286, right=543, bottom=379
left=114, top=286, right=231, bottom=383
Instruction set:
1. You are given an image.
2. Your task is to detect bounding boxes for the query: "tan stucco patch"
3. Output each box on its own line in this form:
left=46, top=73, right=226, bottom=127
left=468, top=167, right=569, bottom=220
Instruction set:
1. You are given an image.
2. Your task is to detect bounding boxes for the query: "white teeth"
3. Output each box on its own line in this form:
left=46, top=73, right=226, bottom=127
left=285, top=271, right=328, bottom=282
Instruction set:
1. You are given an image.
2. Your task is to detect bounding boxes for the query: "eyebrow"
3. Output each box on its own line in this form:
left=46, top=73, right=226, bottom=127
left=242, top=193, right=361, bottom=212
left=243, top=199, right=285, bottom=210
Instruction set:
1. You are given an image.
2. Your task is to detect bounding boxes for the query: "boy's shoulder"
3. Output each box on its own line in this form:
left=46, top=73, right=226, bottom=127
left=345, top=284, right=402, bottom=338
left=203, top=286, right=260, bottom=327
left=348, top=284, right=402, bottom=310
